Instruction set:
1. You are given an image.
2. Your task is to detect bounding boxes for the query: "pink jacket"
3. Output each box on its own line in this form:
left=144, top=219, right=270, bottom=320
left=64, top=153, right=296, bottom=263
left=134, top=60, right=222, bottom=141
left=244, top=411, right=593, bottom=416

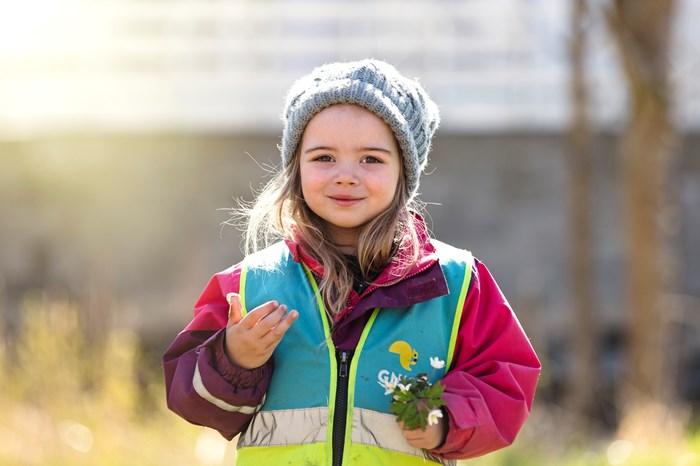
left=163, top=226, right=541, bottom=460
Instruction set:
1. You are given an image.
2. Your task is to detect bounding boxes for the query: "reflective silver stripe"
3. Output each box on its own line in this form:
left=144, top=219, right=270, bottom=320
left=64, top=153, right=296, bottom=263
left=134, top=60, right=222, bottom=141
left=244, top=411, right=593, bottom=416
left=351, top=408, right=423, bottom=457
left=193, top=361, right=263, bottom=414
left=238, top=407, right=328, bottom=448
left=238, top=407, right=453, bottom=465
left=351, top=408, right=455, bottom=465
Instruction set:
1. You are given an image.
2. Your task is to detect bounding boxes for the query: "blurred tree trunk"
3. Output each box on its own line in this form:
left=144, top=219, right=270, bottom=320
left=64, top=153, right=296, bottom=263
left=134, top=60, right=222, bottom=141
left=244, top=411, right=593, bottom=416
left=566, top=0, right=598, bottom=436
left=606, top=0, right=678, bottom=430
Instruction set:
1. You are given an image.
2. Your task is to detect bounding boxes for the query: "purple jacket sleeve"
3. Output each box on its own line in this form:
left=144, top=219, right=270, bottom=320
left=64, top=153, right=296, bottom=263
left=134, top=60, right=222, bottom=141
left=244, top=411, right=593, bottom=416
left=162, top=266, right=273, bottom=440
left=430, top=259, right=541, bottom=459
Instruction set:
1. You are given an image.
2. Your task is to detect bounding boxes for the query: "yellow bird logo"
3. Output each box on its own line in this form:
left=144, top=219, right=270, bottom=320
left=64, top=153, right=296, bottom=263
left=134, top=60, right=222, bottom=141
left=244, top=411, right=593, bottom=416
left=389, top=340, right=419, bottom=371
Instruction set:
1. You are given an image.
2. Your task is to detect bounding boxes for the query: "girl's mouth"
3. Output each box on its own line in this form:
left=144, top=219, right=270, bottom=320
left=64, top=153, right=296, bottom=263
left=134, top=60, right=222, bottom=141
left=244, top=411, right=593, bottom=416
left=329, top=196, right=363, bottom=206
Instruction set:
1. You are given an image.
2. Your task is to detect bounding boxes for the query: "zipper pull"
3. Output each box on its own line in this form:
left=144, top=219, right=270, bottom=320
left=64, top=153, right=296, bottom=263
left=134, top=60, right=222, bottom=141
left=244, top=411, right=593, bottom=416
left=339, top=351, right=348, bottom=378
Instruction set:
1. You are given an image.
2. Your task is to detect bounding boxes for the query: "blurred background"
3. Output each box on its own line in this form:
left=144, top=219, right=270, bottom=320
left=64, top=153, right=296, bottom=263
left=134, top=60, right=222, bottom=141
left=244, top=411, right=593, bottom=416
left=1, top=0, right=698, bottom=465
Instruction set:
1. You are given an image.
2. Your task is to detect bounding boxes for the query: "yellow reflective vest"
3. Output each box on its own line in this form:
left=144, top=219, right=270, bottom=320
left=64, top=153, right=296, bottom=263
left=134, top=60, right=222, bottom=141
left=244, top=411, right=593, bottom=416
left=236, top=240, right=473, bottom=466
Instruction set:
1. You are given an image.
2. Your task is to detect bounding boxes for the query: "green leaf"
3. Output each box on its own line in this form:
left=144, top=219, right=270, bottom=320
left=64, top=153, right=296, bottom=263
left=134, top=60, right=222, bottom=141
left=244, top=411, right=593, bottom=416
left=387, top=374, right=447, bottom=430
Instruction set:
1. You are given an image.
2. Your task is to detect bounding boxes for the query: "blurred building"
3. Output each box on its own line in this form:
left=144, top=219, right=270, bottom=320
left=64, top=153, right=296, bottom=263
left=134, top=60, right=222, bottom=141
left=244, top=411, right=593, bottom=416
left=1, top=0, right=699, bottom=135
left=1, top=0, right=699, bottom=404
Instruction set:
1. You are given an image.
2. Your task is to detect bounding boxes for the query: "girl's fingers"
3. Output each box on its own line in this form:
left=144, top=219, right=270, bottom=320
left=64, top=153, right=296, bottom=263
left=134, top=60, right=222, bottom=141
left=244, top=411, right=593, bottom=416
left=240, top=301, right=279, bottom=329
left=401, top=428, right=423, bottom=438
left=399, top=423, right=427, bottom=440
left=253, top=305, right=288, bottom=337
left=403, top=433, right=425, bottom=443
left=262, top=310, right=299, bottom=349
left=407, top=439, right=430, bottom=450
left=400, top=422, right=442, bottom=450
left=398, top=421, right=418, bottom=432
left=226, top=293, right=243, bottom=325
left=402, top=431, right=428, bottom=448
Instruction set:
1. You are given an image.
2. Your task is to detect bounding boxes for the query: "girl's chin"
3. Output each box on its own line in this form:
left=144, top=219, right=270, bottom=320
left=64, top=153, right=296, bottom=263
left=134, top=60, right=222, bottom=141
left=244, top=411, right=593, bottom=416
left=324, top=222, right=364, bottom=233
left=322, top=222, right=362, bottom=242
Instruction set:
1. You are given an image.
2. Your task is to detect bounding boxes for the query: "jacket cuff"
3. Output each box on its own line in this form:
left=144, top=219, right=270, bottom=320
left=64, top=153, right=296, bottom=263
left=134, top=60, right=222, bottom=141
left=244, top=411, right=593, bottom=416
left=211, top=328, right=274, bottom=389
left=427, top=397, right=476, bottom=458
left=425, top=406, right=452, bottom=455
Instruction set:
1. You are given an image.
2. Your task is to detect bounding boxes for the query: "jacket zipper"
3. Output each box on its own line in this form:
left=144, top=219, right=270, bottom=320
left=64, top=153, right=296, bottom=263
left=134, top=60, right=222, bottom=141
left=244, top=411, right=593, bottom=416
left=332, top=350, right=352, bottom=466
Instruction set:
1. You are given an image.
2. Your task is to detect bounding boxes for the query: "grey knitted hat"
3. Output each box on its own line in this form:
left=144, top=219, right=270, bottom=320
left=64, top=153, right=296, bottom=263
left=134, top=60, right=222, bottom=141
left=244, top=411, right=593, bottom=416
left=279, top=58, right=440, bottom=199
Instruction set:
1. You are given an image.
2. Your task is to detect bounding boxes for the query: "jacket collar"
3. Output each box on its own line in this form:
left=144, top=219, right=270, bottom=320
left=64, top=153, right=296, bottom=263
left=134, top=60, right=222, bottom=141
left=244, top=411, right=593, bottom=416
left=283, top=214, right=449, bottom=321
left=284, top=214, right=438, bottom=286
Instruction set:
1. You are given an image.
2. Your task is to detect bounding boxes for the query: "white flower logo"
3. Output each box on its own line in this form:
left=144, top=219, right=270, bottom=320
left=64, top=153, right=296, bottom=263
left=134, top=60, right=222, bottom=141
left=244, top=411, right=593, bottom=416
left=377, top=369, right=401, bottom=395
left=430, top=357, right=445, bottom=369
left=427, top=409, right=444, bottom=426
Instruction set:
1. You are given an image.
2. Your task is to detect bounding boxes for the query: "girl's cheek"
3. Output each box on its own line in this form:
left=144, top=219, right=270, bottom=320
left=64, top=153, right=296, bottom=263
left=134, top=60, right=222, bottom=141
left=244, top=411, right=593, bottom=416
left=302, top=177, right=328, bottom=199
left=367, top=169, right=399, bottom=188
left=303, top=171, right=325, bottom=186
left=300, top=166, right=321, bottom=184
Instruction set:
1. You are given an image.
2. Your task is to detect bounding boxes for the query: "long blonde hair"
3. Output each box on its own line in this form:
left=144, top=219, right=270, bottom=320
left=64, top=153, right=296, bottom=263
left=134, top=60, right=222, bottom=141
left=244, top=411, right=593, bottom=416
left=230, top=147, right=424, bottom=316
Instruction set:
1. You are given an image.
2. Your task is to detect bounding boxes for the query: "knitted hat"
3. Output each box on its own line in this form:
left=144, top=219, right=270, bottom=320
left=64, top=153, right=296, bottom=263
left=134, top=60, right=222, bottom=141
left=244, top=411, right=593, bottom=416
left=279, top=58, right=440, bottom=199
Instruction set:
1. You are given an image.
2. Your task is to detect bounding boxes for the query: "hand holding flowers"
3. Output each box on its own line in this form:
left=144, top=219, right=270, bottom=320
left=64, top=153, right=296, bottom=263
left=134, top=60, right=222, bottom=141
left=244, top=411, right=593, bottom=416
left=399, top=415, right=446, bottom=450
left=379, top=356, right=448, bottom=450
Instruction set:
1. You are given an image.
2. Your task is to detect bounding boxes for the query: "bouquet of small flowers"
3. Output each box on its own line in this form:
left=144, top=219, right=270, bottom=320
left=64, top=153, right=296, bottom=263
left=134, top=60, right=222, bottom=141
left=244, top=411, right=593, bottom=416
left=380, top=357, right=446, bottom=430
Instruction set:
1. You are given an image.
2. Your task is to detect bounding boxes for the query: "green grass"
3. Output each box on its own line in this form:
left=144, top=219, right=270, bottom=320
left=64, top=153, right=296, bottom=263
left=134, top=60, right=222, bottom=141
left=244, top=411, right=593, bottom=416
left=1, top=296, right=697, bottom=465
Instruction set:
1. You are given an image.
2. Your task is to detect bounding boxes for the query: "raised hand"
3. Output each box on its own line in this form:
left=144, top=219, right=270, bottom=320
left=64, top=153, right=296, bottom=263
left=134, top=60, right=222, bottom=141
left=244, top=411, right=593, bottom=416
left=224, top=292, right=299, bottom=369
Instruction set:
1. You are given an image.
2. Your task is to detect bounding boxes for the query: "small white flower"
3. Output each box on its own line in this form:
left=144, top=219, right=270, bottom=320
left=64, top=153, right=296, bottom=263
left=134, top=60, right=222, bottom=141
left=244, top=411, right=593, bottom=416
left=430, top=357, right=445, bottom=369
left=427, top=409, right=444, bottom=426
left=397, top=383, right=411, bottom=393
left=380, top=379, right=397, bottom=395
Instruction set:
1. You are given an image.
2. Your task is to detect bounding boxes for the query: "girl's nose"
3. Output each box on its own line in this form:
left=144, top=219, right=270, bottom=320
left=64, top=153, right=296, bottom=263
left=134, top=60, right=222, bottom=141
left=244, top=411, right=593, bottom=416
left=333, top=163, right=359, bottom=185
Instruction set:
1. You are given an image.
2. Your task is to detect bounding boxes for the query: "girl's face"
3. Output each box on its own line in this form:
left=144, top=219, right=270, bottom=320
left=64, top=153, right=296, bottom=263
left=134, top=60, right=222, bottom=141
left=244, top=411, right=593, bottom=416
left=299, top=104, right=401, bottom=251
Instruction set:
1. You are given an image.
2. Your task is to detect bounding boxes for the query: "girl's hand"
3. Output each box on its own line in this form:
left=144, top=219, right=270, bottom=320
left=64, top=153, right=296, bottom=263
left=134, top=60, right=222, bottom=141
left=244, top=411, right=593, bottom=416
left=399, top=417, right=447, bottom=451
left=224, top=292, right=299, bottom=369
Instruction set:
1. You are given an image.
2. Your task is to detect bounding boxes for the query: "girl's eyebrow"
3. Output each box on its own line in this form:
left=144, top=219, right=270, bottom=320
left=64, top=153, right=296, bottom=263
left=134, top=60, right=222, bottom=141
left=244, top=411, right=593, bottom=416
left=304, top=145, right=392, bottom=154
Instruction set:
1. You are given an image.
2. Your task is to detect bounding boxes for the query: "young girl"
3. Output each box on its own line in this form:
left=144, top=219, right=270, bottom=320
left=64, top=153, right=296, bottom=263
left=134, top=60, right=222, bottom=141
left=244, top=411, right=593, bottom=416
left=163, top=59, right=541, bottom=465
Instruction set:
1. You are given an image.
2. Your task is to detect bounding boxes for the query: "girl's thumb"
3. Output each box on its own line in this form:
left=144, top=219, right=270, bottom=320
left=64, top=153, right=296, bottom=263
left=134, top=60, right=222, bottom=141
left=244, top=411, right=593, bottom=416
left=226, top=292, right=243, bottom=325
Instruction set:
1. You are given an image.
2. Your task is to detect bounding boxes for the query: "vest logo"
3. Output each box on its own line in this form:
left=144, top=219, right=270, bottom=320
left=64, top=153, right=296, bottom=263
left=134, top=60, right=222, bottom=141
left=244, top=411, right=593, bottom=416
left=388, top=340, right=419, bottom=371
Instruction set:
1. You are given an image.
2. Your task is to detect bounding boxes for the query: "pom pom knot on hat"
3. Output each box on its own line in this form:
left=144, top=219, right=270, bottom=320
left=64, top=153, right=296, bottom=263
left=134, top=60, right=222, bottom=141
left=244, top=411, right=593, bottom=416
left=279, top=59, right=440, bottom=199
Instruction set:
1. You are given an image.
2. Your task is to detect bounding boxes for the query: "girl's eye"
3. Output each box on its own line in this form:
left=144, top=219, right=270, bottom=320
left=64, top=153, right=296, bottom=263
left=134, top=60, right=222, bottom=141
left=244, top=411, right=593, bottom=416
left=312, top=154, right=333, bottom=162
left=361, top=155, right=383, bottom=164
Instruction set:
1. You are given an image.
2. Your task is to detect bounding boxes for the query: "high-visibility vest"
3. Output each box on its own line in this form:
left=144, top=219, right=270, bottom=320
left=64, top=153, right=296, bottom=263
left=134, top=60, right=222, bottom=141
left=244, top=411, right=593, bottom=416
left=236, top=240, right=473, bottom=466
